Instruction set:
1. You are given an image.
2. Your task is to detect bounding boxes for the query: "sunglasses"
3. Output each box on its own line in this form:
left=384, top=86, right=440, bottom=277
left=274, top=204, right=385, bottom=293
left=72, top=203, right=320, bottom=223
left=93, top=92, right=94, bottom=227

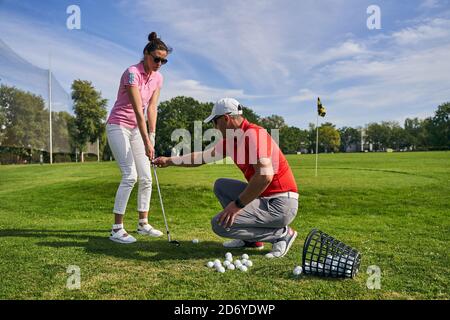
left=149, top=52, right=168, bottom=65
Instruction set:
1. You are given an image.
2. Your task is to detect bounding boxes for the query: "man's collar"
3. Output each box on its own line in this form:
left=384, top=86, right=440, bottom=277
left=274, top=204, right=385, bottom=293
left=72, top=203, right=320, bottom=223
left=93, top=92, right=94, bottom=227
left=239, top=118, right=249, bottom=130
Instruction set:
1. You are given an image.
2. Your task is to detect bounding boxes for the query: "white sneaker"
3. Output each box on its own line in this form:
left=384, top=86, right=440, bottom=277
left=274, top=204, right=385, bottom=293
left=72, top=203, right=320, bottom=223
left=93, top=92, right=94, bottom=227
left=265, top=228, right=297, bottom=258
left=137, top=223, right=163, bottom=237
left=109, top=226, right=137, bottom=244
left=223, top=239, right=265, bottom=250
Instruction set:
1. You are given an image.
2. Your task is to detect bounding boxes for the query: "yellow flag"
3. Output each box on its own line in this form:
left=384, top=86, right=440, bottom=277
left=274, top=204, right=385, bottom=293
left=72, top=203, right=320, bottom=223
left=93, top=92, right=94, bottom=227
left=317, top=97, right=326, bottom=117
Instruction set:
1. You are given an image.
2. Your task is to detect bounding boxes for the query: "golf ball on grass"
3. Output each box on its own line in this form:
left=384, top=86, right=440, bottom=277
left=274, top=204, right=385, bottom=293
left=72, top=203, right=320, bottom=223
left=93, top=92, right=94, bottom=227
left=234, top=260, right=242, bottom=266
left=217, top=266, right=226, bottom=273
left=239, top=265, right=248, bottom=272
left=293, top=266, right=303, bottom=276
left=227, top=264, right=236, bottom=270
left=192, top=239, right=199, bottom=244
left=206, top=261, right=214, bottom=268
left=214, top=260, right=222, bottom=268
left=245, top=260, right=253, bottom=267
left=242, top=254, right=249, bottom=260
left=223, top=260, right=231, bottom=267
left=225, top=252, right=232, bottom=259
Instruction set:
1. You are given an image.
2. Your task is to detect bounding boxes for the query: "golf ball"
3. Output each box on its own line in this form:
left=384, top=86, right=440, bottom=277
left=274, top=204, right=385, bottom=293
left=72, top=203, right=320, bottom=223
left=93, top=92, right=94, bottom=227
left=227, top=264, right=235, bottom=270
left=217, top=266, right=226, bottom=273
left=245, top=260, right=253, bottom=267
left=234, top=260, right=242, bottom=266
left=214, top=260, right=222, bottom=268
left=206, top=261, right=214, bottom=268
left=192, top=239, right=199, bottom=244
left=214, top=259, right=221, bottom=264
left=293, top=266, right=303, bottom=276
left=225, top=252, right=232, bottom=258
left=239, top=265, right=248, bottom=272
left=242, top=254, right=249, bottom=260
left=241, top=259, right=248, bottom=265
left=223, top=260, right=231, bottom=267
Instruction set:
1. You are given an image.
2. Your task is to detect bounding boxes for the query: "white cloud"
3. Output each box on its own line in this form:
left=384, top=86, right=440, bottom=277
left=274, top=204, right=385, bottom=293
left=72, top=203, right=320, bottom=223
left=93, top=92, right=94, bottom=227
left=0, top=9, right=258, bottom=112
left=392, top=18, right=450, bottom=45
left=1, top=1, right=449, bottom=130
left=285, top=17, right=450, bottom=128
left=124, top=0, right=358, bottom=94
left=288, top=88, right=319, bottom=103
left=160, top=74, right=263, bottom=103
left=0, top=12, right=138, bottom=108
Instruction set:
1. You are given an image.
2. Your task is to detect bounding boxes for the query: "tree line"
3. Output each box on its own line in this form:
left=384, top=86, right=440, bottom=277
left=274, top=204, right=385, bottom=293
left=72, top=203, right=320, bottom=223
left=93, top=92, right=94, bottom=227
left=0, top=82, right=448, bottom=164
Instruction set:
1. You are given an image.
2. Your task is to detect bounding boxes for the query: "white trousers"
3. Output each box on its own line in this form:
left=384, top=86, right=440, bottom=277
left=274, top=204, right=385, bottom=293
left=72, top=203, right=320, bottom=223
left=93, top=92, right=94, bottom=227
left=106, top=124, right=152, bottom=215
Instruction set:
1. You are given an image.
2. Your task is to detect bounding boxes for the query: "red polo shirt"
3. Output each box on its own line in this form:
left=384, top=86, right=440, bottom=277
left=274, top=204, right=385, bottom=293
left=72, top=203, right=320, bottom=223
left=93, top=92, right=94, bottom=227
left=214, top=119, right=298, bottom=197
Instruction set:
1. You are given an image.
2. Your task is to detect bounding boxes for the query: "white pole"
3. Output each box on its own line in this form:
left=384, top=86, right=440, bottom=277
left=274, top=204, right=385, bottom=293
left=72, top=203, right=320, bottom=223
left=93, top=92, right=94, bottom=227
left=361, top=128, right=364, bottom=152
left=97, top=138, right=100, bottom=162
left=48, top=54, right=53, bottom=165
left=315, top=112, right=319, bottom=177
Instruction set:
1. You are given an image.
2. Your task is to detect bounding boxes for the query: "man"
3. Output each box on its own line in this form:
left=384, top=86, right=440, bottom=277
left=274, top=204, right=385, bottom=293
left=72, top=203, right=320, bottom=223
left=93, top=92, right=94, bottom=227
left=153, top=98, right=299, bottom=258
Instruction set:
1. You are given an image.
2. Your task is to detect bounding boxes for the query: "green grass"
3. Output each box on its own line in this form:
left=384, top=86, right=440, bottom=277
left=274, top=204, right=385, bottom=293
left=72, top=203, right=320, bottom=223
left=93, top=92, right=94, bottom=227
left=0, top=152, right=449, bottom=300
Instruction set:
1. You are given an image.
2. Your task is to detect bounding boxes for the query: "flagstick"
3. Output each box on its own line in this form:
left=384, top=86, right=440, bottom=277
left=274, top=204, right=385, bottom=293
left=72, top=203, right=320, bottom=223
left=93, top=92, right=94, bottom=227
left=315, top=112, right=319, bottom=177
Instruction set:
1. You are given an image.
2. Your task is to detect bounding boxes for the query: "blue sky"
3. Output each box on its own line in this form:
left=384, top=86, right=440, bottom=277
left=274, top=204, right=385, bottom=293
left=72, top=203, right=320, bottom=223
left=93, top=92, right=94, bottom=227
left=0, top=0, right=449, bottom=129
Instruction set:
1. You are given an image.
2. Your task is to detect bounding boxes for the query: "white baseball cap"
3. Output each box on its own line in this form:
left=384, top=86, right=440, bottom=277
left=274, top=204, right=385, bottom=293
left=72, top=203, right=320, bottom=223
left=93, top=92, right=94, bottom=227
left=204, top=98, right=244, bottom=123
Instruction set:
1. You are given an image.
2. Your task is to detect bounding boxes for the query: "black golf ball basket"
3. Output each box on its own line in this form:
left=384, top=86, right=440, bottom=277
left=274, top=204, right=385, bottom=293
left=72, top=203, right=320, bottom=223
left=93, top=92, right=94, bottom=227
left=302, top=229, right=361, bottom=278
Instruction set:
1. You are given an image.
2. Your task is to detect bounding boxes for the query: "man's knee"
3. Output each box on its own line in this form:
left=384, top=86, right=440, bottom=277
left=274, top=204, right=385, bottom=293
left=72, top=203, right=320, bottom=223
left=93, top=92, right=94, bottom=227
left=282, top=206, right=298, bottom=226
left=211, top=214, right=225, bottom=236
left=213, top=178, right=227, bottom=196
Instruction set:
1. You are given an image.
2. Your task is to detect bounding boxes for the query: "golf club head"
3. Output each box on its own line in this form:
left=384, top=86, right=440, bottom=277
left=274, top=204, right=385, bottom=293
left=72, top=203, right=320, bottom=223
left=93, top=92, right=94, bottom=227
left=170, top=240, right=180, bottom=247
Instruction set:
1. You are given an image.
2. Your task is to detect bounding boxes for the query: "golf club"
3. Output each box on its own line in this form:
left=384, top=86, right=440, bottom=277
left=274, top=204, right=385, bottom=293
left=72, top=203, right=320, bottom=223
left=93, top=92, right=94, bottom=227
left=152, top=164, right=180, bottom=246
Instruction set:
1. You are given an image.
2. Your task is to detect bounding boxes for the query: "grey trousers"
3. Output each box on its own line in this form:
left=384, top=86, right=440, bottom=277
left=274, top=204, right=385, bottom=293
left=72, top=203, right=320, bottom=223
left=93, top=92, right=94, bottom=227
left=211, top=178, right=298, bottom=243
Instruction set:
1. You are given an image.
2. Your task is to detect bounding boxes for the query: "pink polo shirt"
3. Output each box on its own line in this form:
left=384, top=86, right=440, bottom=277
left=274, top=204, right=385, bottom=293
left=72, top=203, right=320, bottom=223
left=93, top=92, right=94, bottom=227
left=107, top=61, right=163, bottom=128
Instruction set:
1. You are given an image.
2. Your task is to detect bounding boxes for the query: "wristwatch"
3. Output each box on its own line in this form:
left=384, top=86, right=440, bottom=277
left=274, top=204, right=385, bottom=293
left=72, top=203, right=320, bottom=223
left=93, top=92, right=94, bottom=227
left=234, top=197, right=246, bottom=209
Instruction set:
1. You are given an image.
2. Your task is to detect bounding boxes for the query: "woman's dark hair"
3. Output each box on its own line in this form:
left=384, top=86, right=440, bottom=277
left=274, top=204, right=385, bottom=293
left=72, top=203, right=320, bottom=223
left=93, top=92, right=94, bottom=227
left=143, top=32, right=173, bottom=54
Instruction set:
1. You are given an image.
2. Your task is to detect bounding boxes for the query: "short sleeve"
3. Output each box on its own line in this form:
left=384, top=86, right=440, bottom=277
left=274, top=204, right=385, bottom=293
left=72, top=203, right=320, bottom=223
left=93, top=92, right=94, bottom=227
left=123, top=67, right=140, bottom=87
left=256, top=129, right=273, bottom=160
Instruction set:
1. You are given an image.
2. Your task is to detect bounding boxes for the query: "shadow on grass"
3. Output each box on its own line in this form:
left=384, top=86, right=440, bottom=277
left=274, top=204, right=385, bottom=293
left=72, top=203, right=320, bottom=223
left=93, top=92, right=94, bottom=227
left=0, top=229, right=268, bottom=262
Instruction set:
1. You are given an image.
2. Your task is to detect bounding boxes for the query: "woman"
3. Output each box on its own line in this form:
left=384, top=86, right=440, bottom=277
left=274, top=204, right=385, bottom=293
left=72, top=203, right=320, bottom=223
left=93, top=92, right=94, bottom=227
left=106, top=32, right=172, bottom=244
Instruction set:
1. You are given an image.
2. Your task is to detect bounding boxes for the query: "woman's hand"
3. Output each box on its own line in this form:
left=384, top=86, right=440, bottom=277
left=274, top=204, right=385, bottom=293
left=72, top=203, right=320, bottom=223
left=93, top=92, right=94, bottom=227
left=145, top=141, right=155, bottom=160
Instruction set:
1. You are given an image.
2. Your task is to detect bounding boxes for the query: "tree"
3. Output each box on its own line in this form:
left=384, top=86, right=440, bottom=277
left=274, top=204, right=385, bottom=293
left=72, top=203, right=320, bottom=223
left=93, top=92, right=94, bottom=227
left=319, top=123, right=340, bottom=152
left=307, top=122, right=317, bottom=153
left=156, top=96, right=213, bottom=156
left=71, top=80, right=108, bottom=161
left=404, top=118, right=421, bottom=150
left=366, top=122, right=390, bottom=151
left=0, top=85, right=48, bottom=161
left=279, top=126, right=304, bottom=154
left=260, top=115, right=287, bottom=131
left=339, top=126, right=360, bottom=152
left=242, top=106, right=261, bottom=125
left=52, top=111, right=73, bottom=153
left=429, top=102, right=449, bottom=149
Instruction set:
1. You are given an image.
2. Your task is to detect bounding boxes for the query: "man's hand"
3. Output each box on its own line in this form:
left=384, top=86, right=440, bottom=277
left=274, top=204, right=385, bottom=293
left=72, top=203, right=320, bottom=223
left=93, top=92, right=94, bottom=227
left=152, top=156, right=171, bottom=168
left=218, top=201, right=243, bottom=228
